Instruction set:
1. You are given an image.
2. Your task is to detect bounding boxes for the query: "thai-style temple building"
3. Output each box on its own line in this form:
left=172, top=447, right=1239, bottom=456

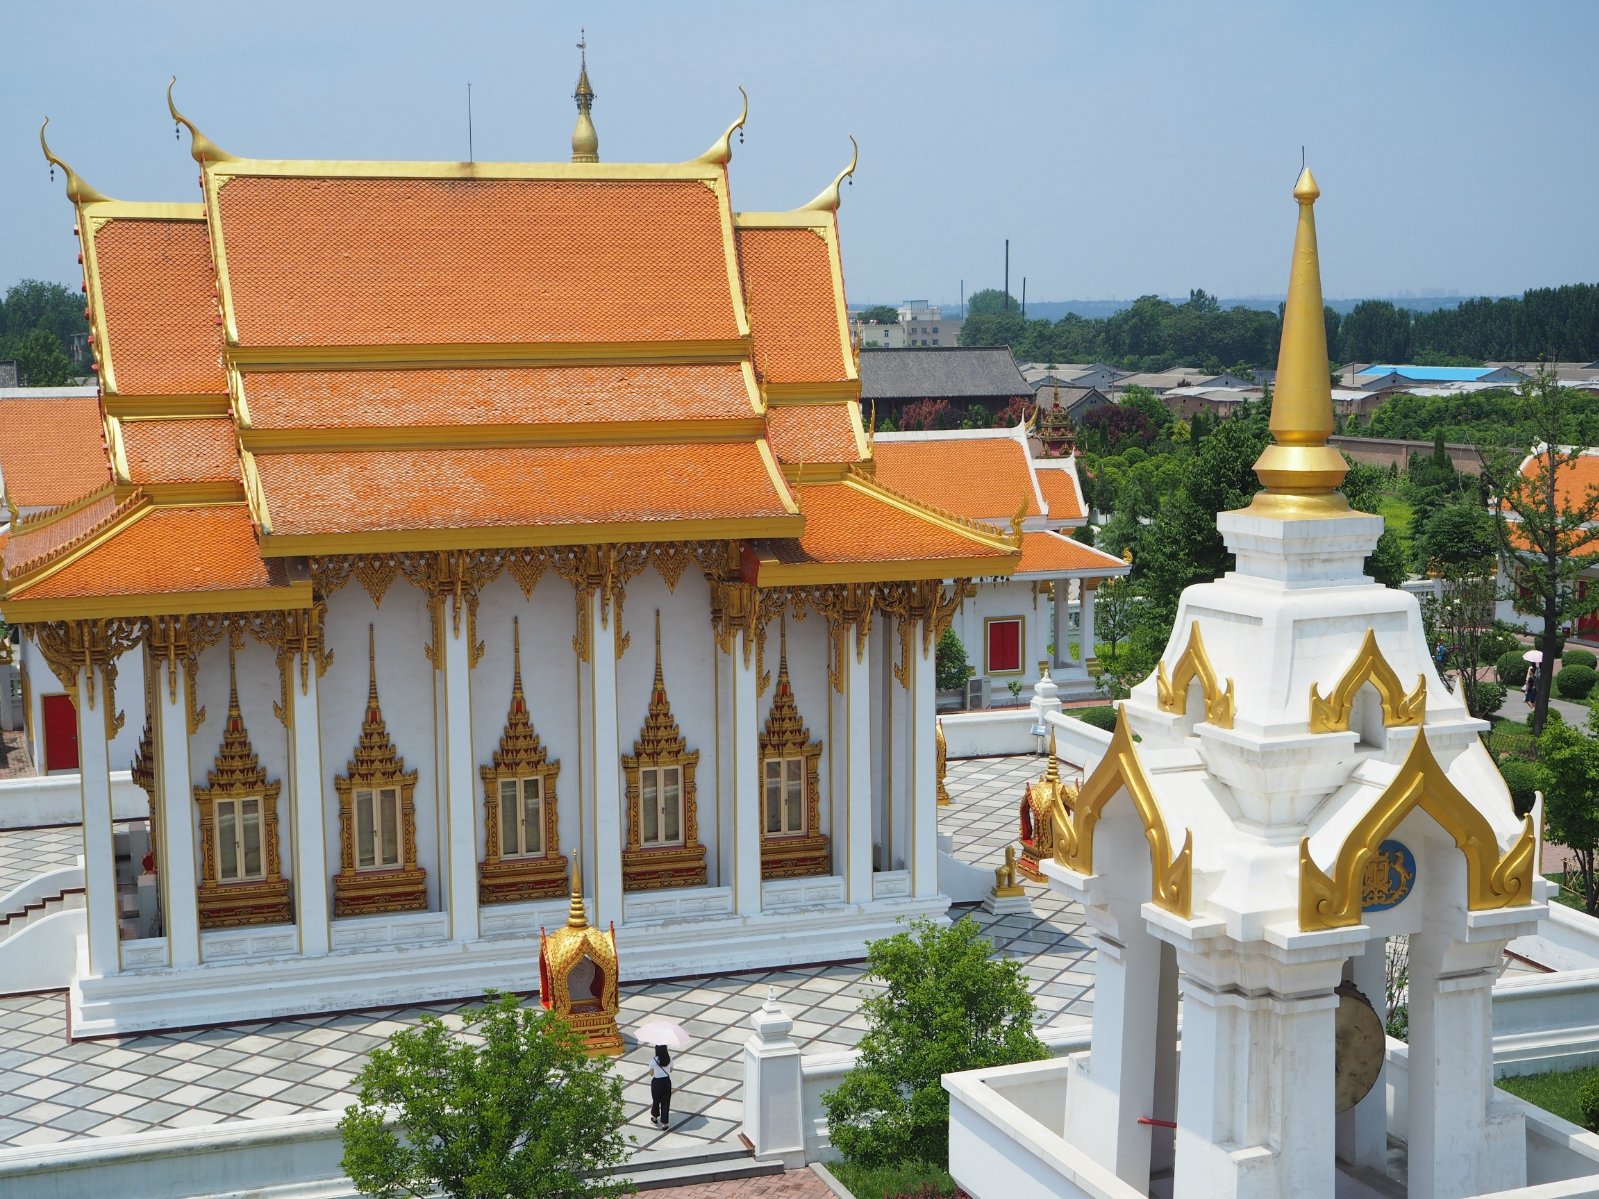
left=2, top=66, right=1023, bottom=1036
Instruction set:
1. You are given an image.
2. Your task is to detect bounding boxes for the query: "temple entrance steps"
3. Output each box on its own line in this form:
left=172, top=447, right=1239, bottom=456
left=617, top=1144, right=785, bottom=1191
left=0, top=883, right=83, bottom=941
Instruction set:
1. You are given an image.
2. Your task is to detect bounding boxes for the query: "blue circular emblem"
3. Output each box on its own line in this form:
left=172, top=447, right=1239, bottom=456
left=1360, top=840, right=1416, bottom=913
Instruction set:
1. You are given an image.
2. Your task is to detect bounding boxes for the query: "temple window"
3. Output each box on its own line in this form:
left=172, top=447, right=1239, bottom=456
left=215, top=797, right=265, bottom=883
left=986, top=616, right=1024, bottom=675
left=757, top=621, right=830, bottom=880
left=498, top=777, right=545, bottom=859
left=355, top=786, right=402, bottom=870
left=639, top=765, right=685, bottom=847
left=764, top=757, right=807, bottom=836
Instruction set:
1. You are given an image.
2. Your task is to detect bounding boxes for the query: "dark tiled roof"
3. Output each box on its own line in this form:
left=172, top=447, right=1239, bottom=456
left=859, top=347, right=1031, bottom=401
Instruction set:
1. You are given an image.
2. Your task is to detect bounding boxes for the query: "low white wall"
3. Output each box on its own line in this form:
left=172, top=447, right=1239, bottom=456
left=1512, top=905, right=1599, bottom=974
left=1045, top=710, right=1113, bottom=774
left=1494, top=965, right=1599, bottom=1077
left=0, top=771, right=146, bottom=829
left=941, top=707, right=1112, bottom=766
left=0, top=908, right=84, bottom=992
left=0, top=863, right=82, bottom=917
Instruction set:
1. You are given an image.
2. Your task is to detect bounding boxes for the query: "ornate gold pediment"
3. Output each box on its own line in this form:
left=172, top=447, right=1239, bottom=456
left=1309, top=627, right=1425, bottom=733
left=1052, top=708, right=1192, bottom=918
left=1298, top=728, right=1535, bottom=930
left=1155, top=620, right=1235, bottom=729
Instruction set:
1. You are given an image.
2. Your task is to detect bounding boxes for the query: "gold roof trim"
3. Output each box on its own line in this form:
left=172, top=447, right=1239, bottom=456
left=1155, top=620, right=1235, bottom=728
left=1299, top=728, right=1535, bottom=930
left=168, top=78, right=237, bottom=165
left=1308, top=627, right=1426, bottom=733
left=694, top=86, right=748, bottom=166
left=800, top=136, right=858, bottom=213
left=39, top=119, right=112, bottom=205
left=1052, top=706, right=1192, bottom=918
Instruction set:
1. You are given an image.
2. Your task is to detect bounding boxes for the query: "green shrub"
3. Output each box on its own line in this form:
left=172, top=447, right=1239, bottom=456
left=1496, top=756, right=1545, bottom=819
left=1580, top=1074, right=1599, bottom=1132
left=1477, top=627, right=1522, bottom=666
left=1564, top=649, right=1599, bottom=670
left=1073, top=706, right=1118, bottom=731
left=1556, top=664, right=1598, bottom=700
left=829, top=1160, right=961, bottom=1199
left=1470, top=681, right=1507, bottom=721
left=934, top=629, right=973, bottom=693
left=1497, top=651, right=1531, bottom=687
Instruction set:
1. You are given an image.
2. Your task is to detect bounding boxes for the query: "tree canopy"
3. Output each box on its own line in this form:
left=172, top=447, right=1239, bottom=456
left=857, top=305, right=899, bottom=325
left=0, top=279, right=87, bottom=383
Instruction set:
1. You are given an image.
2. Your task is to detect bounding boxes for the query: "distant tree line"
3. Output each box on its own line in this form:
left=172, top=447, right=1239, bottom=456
left=0, top=279, right=87, bottom=386
left=959, top=283, right=1599, bottom=373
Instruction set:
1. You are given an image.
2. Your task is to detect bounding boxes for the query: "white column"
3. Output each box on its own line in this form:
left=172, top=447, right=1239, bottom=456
left=590, top=589, right=623, bottom=925
left=742, top=993, right=806, bottom=1168
left=844, top=622, right=874, bottom=904
left=1053, top=580, right=1076, bottom=674
left=76, top=665, right=120, bottom=978
left=287, top=647, right=329, bottom=955
left=909, top=626, right=939, bottom=899
left=440, top=599, right=479, bottom=942
left=730, top=629, right=762, bottom=914
left=1080, top=579, right=1099, bottom=668
left=156, top=659, right=199, bottom=968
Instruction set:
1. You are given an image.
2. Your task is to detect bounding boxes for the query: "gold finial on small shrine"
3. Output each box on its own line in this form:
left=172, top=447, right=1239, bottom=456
left=571, top=32, right=599, bottom=164
left=1243, top=166, right=1352, bottom=519
left=167, top=78, right=236, bottom=165
left=39, top=118, right=111, bottom=204
left=567, top=849, right=589, bottom=929
left=1044, top=726, right=1059, bottom=785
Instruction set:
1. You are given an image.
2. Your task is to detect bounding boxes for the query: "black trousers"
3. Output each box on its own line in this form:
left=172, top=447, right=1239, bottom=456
left=650, top=1077, right=672, bottom=1124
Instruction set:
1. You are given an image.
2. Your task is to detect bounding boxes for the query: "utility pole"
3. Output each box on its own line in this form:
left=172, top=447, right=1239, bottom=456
left=1004, top=240, right=1010, bottom=311
left=1022, top=276, right=1027, bottom=320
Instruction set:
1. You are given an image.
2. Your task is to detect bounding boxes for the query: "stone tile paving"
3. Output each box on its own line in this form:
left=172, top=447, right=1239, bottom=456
left=0, top=825, right=81, bottom=896
left=647, top=1169, right=835, bottom=1197
left=0, top=729, right=36, bottom=781
left=0, top=754, right=1093, bottom=1152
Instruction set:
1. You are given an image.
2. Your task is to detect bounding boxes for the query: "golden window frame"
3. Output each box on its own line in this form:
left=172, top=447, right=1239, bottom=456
left=758, top=622, right=829, bottom=879
left=984, top=615, right=1026, bottom=676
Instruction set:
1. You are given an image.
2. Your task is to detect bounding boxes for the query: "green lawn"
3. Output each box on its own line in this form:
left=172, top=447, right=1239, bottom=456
left=1543, top=871, right=1596, bottom=914
left=1377, top=496, right=1414, bottom=558
left=1497, top=1063, right=1599, bottom=1128
left=829, top=1160, right=962, bottom=1198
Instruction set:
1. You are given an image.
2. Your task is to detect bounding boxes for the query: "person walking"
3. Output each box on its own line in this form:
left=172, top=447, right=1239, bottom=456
left=1524, top=663, right=1539, bottom=707
left=649, top=1044, right=673, bottom=1129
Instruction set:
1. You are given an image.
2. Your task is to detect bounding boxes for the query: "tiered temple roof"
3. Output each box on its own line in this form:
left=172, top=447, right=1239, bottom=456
left=3, top=91, right=1018, bottom=619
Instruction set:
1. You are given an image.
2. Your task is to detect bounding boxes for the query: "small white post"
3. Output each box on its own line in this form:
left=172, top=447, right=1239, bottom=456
left=742, top=989, right=807, bottom=1168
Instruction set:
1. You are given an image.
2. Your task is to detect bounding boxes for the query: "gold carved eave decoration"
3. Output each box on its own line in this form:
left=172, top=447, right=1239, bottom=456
left=146, top=614, right=228, bottom=734
left=235, top=604, right=332, bottom=725
left=803, top=582, right=875, bottom=693
left=1309, top=627, right=1426, bottom=733
left=1298, top=728, right=1534, bottom=930
left=1155, top=620, right=1235, bottom=728
left=29, top=618, right=143, bottom=739
left=874, top=580, right=974, bottom=688
left=1053, top=707, right=1193, bottom=918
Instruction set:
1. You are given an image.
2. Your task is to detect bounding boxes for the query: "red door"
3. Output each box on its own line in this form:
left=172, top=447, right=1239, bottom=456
left=42, top=694, right=78, bottom=772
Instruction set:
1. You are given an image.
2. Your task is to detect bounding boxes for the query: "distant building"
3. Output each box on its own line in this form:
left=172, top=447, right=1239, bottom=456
left=0, top=363, right=16, bottom=388
left=853, top=301, right=962, bottom=350
left=1353, top=364, right=1527, bottom=388
left=859, top=346, right=1032, bottom=424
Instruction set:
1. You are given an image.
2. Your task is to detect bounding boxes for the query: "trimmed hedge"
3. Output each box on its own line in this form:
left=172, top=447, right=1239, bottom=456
left=1582, top=1074, right=1599, bottom=1133
left=1563, top=648, right=1599, bottom=670
left=1556, top=664, right=1598, bottom=700
left=1073, top=706, right=1118, bottom=731
left=1496, top=756, right=1544, bottom=819
left=1478, top=628, right=1522, bottom=666
left=1496, top=651, right=1531, bottom=687
left=1470, top=681, right=1507, bottom=721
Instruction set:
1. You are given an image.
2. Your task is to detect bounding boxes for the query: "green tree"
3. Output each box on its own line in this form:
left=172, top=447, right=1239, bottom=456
left=965, top=288, right=1020, bottom=317
left=0, top=279, right=88, bottom=354
left=1338, top=458, right=1408, bottom=586
left=1093, top=576, right=1139, bottom=662
left=1539, top=720, right=1599, bottom=915
left=1412, top=500, right=1496, bottom=574
left=1338, top=299, right=1412, bottom=364
left=858, top=305, right=899, bottom=325
left=934, top=627, right=973, bottom=692
left=822, top=917, right=1044, bottom=1170
left=338, top=993, right=631, bottom=1199
left=12, top=328, right=75, bottom=387
left=1484, top=366, right=1599, bottom=734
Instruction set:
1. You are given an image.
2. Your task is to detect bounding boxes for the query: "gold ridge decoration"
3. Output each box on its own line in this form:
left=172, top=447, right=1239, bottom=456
left=30, top=618, right=142, bottom=740
left=39, top=118, right=112, bottom=204
left=479, top=618, right=566, bottom=904
left=192, top=645, right=292, bottom=929
left=332, top=625, right=427, bottom=916
left=1298, top=728, right=1535, bottom=930
left=844, top=463, right=1020, bottom=553
left=1155, top=620, right=1236, bottom=728
left=167, top=76, right=237, bottom=164
left=1308, top=628, right=1426, bottom=733
left=1053, top=707, right=1192, bottom=918
left=620, top=611, right=707, bottom=891
left=538, top=851, right=622, bottom=1056
left=757, top=618, right=830, bottom=879
left=801, top=135, right=859, bottom=213
left=694, top=85, right=749, bottom=166
left=1020, top=728, right=1076, bottom=881
left=5, top=486, right=142, bottom=583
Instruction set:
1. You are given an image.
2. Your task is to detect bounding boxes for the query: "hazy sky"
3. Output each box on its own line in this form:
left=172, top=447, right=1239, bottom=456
left=3, top=1, right=1595, bottom=309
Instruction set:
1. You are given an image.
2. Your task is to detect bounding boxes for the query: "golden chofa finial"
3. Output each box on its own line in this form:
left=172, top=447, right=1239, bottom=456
left=167, top=78, right=236, bottom=165
left=1241, top=166, right=1353, bottom=520
left=695, top=86, right=749, bottom=165
left=571, top=32, right=599, bottom=164
left=39, top=119, right=112, bottom=204
left=801, top=135, right=859, bottom=212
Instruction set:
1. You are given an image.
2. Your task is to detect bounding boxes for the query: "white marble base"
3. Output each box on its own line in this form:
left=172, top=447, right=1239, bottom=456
left=982, top=893, right=1032, bottom=916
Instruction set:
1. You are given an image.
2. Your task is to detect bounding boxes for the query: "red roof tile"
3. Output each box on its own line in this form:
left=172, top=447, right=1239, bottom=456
left=0, top=398, right=110, bottom=507
left=1014, top=531, right=1128, bottom=576
left=120, top=419, right=240, bottom=485
left=737, top=226, right=848, bottom=384
left=872, top=437, right=1039, bottom=520
left=3, top=489, right=127, bottom=580
left=769, top=480, right=1010, bottom=567
left=765, top=404, right=861, bottom=464
left=1036, top=467, right=1084, bottom=521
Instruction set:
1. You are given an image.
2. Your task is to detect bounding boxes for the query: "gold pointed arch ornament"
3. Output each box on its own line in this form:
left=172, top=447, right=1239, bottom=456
left=1155, top=621, right=1235, bottom=728
left=1298, top=728, right=1535, bottom=930
left=1308, top=628, right=1425, bottom=733
left=1051, top=708, right=1193, bottom=917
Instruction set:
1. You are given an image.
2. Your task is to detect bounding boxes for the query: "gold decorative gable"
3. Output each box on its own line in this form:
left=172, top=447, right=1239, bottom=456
left=1053, top=707, right=1193, bottom=917
left=757, top=621, right=829, bottom=880
left=479, top=618, right=566, bottom=904
left=1155, top=620, right=1235, bottom=728
left=193, top=647, right=292, bottom=929
left=620, top=613, right=707, bottom=891
left=1299, top=728, right=1535, bottom=930
left=1308, top=627, right=1426, bottom=733
left=333, top=625, right=427, bottom=916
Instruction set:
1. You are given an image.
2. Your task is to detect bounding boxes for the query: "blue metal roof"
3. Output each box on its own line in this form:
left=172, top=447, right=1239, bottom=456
left=1363, top=365, right=1493, bottom=381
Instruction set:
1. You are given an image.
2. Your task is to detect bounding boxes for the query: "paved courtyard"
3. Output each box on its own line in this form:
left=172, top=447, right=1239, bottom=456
left=0, top=753, right=1088, bottom=1152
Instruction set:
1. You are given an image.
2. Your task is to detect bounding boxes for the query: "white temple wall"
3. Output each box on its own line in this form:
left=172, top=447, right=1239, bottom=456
left=958, top=579, right=1053, bottom=703
left=471, top=574, right=583, bottom=871
left=19, top=636, right=146, bottom=775
left=320, top=586, right=441, bottom=911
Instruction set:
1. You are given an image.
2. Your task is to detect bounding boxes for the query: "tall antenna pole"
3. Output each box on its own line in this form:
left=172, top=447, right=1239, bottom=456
left=467, top=82, right=474, bottom=163
left=1023, top=276, right=1027, bottom=320
left=960, top=279, right=965, bottom=319
left=1004, top=240, right=1010, bottom=312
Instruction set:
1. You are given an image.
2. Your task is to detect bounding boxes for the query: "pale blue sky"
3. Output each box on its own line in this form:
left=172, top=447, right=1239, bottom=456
left=2, top=1, right=1594, bottom=308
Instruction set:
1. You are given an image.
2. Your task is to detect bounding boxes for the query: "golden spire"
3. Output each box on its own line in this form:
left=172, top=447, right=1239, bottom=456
left=801, top=136, right=858, bottom=212
left=1242, top=167, right=1351, bottom=519
left=39, top=119, right=112, bottom=204
left=571, top=32, right=599, bottom=164
left=694, top=86, right=748, bottom=165
left=167, top=78, right=236, bottom=165
left=567, top=849, right=589, bottom=929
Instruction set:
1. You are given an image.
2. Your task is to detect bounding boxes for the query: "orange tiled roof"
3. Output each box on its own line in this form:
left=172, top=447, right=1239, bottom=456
left=20, top=505, right=290, bottom=600
left=737, top=226, right=849, bottom=385
left=3, top=489, right=127, bottom=580
left=93, top=218, right=227, bottom=396
left=242, top=364, right=755, bottom=429
left=120, top=419, right=240, bottom=485
left=1517, top=452, right=1599, bottom=513
left=254, top=443, right=795, bottom=539
left=1036, top=467, right=1084, bottom=522
left=767, top=479, right=1012, bottom=568
left=1014, top=531, right=1129, bottom=576
left=872, top=437, right=1040, bottom=520
left=214, top=177, right=741, bottom=348
left=0, top=397, right=110, bottom=507
left=765, top=404, right=862, bottom=464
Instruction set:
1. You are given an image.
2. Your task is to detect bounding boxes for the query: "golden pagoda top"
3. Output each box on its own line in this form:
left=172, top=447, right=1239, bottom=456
left=1241, top=166, right=1356, bottom=521
left=571, top=33, right=598, bottom=164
